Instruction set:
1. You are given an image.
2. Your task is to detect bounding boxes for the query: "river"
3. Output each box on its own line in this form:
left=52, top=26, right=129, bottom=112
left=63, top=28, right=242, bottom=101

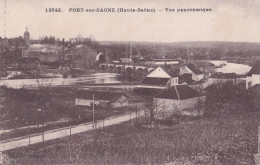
left=0, top=73, right=124, bottom=89
left=0, top=61, right=252, bottom=89
left=210, top=60, right=252, bottom=75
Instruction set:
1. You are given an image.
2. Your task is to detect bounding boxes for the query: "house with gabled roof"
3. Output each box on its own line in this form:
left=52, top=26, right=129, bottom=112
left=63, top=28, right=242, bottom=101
left=246, top=61, right=260, bottom=89
left=194, top=61, right=216, bottom=77
left=153, top=84, right=205, bottom=118
left=180, top=63, right=204, bottom=81
left=137, top=66, right=179, bottom=89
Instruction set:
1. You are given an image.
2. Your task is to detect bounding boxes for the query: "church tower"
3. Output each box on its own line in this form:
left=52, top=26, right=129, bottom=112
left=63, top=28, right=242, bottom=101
left=24, top=27, right=30, bottom=48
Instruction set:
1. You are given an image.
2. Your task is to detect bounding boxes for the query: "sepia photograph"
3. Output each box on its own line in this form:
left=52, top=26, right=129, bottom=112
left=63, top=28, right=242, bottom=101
left=0, top=0, right=260, bottom=164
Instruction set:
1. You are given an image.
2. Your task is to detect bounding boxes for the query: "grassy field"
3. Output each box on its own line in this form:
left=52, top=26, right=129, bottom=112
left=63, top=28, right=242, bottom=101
left=3, top=110, right=259, bottom=164
left=0, top=86, right=140, bottom=140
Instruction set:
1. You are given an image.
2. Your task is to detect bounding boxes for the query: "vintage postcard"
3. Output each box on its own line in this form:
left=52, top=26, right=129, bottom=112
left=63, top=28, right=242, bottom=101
left=0, top=0, right=260, bottom=164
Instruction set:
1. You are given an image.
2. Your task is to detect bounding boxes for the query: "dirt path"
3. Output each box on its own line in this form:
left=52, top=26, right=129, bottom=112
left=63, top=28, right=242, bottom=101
left=0, top=111, right=141, bottom=152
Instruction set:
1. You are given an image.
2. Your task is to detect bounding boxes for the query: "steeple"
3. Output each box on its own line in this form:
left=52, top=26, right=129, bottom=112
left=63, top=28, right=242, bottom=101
left=24, top=26, right=30, bottom=48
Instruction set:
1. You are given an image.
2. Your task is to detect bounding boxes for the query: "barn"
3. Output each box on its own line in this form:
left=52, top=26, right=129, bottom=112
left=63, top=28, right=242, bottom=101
left=138, top=67, right=179, bottom=88
left=180, top=64, right=204, bottom=81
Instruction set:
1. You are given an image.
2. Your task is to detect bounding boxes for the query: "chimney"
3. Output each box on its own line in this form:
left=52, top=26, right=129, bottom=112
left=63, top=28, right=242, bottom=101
left=62, top=38, right=65, bottom=60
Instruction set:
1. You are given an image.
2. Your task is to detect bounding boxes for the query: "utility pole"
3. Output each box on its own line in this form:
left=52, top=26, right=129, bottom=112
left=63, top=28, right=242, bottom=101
left=62, top=38, right=65, bottom=70
left=62, top=38, right=65, bottom=60
left=0, top=0, right=8, bottom=77
left=4, top=0, right=7, bottom=39
left=37, top=108, right=44, bottom=143
left=2, top=39, right=8, bottom=77
left=188, top=43, right=190, bottom=63
left=92, top=94, right=95, bottom=128
left=207, top=49, right=210, bottom=77
left=129, top=42, right=132, bottom=59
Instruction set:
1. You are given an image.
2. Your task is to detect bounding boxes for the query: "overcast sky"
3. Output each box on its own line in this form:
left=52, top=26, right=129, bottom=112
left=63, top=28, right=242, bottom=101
left=0, top=0, right=260, bottom=42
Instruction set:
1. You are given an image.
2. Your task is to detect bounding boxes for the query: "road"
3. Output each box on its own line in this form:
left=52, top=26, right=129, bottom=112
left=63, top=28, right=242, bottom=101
left=0, top=111, right=141, bottom=152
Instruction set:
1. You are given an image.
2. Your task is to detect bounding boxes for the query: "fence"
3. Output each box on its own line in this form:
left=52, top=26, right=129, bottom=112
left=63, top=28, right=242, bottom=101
left=0, top=111, right=141, bottom=152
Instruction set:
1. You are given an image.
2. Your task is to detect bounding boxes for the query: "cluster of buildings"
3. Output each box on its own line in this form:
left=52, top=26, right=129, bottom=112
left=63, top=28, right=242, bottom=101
left=5, top=28, right=102, bottom=72
left=133, top=64, right=206, bottom=118
left=136, top=61, right=216, bottom=91
left=21, top=44, right=62, bottom=69
left=2, top=27, right=260, bottom=120
left=133, top=60, right=260, bottom=119
left=73, top=59, right=218, bottom=117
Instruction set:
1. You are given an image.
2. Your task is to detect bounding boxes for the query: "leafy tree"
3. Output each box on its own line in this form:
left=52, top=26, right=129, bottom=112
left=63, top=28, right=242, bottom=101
left=205, top=81, right=249, bottom=117
left=0, top=86, right=6, bottom=119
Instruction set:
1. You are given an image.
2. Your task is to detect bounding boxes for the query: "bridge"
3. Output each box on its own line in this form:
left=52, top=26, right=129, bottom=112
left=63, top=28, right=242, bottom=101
left=99, top=63, right=154, bottom=77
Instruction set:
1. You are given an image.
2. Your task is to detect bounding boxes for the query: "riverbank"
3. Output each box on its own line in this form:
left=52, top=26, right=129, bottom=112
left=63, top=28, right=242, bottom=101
left=0, top=86, right=146, bottom=140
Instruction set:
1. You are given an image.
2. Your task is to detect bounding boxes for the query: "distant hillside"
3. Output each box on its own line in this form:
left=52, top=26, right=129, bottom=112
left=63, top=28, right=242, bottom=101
left=99, top=41, right=260, bottom=62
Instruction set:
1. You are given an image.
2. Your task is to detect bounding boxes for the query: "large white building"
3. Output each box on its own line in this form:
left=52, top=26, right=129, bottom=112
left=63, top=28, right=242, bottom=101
left=246, top=62, right=260, bottom=89
left=65, top=45, right=98, bottom=69
left=137, top=66, right=179, bottom=89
